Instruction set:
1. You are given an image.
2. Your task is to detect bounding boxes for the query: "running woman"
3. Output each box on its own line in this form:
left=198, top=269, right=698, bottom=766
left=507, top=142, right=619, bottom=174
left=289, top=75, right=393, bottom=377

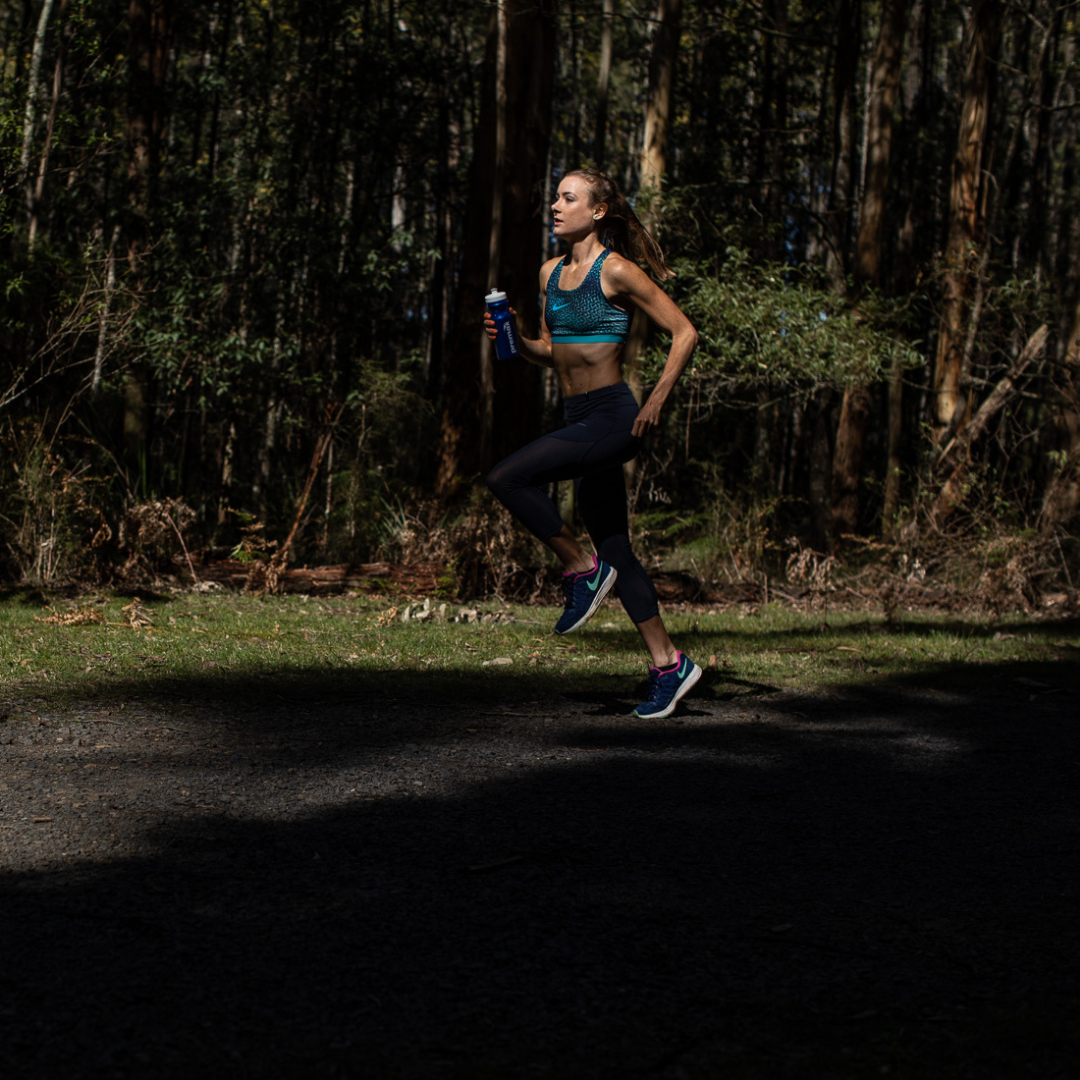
left=484, top=168, right=701, bottom=720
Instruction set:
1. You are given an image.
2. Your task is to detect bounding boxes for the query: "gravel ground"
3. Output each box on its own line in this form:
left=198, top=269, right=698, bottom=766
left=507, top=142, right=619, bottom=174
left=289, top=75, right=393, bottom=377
left=1, top=659, right=1078, bottom=1079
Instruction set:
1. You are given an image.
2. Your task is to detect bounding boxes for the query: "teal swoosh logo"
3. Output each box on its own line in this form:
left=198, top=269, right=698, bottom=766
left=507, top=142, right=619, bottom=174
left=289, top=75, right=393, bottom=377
left=551, top=301, right=571, bottom=311
left=677, top=657, right=689, bottom=679
left=585, top=567, right=602, bottom=592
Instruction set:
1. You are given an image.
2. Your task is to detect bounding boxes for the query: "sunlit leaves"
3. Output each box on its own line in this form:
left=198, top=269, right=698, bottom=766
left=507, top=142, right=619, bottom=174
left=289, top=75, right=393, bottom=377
left=669, top=250, right=922, bottom=389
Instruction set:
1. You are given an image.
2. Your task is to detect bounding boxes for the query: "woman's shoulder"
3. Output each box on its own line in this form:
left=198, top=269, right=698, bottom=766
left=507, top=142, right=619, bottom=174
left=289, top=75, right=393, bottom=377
left=540, top=256, right=564, bottom=289
left=600, top=251, right=653, bottom=294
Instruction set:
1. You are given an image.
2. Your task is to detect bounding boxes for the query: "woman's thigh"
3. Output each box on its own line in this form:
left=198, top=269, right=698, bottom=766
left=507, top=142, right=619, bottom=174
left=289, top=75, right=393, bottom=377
left=492, top=416, right=636, bottom=490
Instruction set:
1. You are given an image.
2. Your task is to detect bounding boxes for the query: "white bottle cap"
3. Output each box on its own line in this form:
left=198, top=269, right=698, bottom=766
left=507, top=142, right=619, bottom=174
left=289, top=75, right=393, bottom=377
left=485, top=289, right=507, bottom=304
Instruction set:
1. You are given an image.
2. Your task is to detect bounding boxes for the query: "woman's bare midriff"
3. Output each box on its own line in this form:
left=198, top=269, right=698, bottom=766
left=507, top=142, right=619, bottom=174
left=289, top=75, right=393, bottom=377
left=551, top=341, right=626, bottom=397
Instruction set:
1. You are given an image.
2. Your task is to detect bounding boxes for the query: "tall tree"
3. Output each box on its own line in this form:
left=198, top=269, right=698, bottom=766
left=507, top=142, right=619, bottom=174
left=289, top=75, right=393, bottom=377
left=1040, top=11, right=1080, bottom=529
left=19, top=0, right=59, bottom=236
left=24, top=0, right=68, bottom=251
left=122, top=0, right=175, bottom=483
left=492, top=2, right=558, bottom=467
left=830, top=0, right=909, bottom=541
left=822, top=0, right=862, bottom=289
left=435, top=0, right=557, bottom=499
left=931, top=0, right=1001, bottom=444
left=641, top=0, right=682, bottom=194
left=594, top=0, right=614, bottom=168
left=621, top=0, right=682, bottom=438
left=126, top=0, right=174, bottom=258
left=758, top=0, right=789, bottom=261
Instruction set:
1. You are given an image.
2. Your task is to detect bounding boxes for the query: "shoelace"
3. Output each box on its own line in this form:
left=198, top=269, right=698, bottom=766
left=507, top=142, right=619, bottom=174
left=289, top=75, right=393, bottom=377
left=642, top=670, right=664, bottom=702
left=561, top=575, right=577, bottom=608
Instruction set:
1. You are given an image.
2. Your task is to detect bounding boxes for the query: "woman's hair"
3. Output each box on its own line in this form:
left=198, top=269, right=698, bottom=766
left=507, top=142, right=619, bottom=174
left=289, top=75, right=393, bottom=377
left=565, top=168, right=671, bottom=280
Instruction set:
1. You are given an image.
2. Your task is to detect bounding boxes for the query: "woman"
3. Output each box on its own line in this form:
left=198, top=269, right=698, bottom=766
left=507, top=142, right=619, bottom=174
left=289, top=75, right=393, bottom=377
left=484, top=168, right=700, bottom=720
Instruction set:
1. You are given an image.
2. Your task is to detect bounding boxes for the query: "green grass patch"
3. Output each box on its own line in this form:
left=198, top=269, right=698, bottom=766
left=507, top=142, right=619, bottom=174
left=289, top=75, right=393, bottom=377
left=1, top=590, right=1077, bottom=713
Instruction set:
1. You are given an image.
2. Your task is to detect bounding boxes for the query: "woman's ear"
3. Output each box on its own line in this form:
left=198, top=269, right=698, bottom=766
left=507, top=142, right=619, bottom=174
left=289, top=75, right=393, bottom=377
left=592, top=203, right=608, bottom=221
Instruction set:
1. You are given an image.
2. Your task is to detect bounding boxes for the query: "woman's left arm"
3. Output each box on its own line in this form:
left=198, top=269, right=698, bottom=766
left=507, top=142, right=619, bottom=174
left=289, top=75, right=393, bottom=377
left=604, top=256, right=698, bottom=439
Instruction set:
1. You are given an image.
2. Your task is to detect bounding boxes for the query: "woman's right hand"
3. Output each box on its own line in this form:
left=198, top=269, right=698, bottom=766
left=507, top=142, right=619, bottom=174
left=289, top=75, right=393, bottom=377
left=483, top=307, right=516, bottom=340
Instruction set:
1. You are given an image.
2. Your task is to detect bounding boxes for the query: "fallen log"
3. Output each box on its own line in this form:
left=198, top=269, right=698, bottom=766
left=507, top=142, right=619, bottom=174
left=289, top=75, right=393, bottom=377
left=188, top=560, right=445, bottom=596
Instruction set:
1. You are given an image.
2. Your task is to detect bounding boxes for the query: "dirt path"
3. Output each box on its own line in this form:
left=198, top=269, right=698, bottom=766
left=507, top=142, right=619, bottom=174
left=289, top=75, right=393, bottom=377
left=1, top=662, right=1078, bottom=1078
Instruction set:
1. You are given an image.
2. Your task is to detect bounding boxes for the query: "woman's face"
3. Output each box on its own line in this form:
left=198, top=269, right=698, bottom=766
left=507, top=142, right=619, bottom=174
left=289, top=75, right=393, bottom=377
left=552, top=175, right=605, bottom=239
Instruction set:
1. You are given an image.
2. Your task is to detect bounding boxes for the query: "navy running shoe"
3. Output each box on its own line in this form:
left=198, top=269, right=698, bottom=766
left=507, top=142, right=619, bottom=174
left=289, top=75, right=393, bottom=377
left=554, top=555, right=617, bottom=635
left=632, top=651, right=702, bottom=719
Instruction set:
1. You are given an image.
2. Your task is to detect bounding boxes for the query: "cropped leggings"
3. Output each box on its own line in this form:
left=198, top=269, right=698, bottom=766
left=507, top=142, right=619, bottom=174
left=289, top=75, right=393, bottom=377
left=485, top=381, right=660, bottom=625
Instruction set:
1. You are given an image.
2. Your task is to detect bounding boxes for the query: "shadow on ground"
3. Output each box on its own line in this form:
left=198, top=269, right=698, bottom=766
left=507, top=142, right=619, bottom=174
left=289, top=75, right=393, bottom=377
left=1, top=649, right=1078, bottom=1078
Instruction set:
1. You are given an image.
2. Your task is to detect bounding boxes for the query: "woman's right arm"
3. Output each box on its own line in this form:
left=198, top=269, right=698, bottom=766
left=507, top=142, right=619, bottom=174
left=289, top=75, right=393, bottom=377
left=484, top=260, right=558, bottom=369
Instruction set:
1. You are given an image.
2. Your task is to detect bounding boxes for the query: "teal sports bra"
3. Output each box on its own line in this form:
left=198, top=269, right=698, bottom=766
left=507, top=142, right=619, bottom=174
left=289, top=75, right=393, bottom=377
left=544, top=249, right=631, bottom=344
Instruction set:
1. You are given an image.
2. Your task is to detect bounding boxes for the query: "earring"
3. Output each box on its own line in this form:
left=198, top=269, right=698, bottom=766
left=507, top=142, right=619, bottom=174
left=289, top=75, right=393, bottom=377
left=593, top=214, right=600, bottom=220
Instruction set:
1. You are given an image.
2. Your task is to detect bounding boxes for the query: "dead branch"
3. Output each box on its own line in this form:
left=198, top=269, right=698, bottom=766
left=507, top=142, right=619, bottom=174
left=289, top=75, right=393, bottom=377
left=268, top=402, right=346, bottom=586
left=930, top=323, right=1048, bottom=525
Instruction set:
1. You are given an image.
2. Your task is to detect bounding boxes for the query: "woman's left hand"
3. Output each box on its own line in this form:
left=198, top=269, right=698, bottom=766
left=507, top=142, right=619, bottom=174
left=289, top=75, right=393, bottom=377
left=632, top=398, right=664, bottom=439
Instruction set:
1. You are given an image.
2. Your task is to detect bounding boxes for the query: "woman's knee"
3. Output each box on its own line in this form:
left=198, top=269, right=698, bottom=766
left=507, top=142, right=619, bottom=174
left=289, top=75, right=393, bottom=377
left=485, top=462, right=513, bottom=497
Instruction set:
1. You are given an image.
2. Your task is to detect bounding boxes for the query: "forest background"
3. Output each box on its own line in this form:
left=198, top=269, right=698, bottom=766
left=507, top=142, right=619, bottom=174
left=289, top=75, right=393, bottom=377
left=2, top=0, right=1079, bottom=606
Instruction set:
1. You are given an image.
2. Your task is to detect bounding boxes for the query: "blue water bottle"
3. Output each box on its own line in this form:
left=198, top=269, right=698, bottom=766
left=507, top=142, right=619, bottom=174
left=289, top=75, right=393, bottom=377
left=485, top=288, right=519, bottom=360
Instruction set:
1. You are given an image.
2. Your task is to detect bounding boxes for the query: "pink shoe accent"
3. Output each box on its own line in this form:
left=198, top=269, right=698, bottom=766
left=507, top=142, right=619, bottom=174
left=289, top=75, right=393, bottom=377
left=562, top=554, right=599, bottom=581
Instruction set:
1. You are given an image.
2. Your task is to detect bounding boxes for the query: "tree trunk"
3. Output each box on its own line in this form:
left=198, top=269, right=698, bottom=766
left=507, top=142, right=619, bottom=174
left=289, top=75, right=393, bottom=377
left=1042, top=119, right=1080, bottom=532
left=1026, top=5, right=1060, bottom=275
left=931, top=0, right=1001, bottom=444
left=823, top=0, right=861, bottom=290
left=434, top=10, right=496, bottom=500
left=426, top=3, right=460, bottom=401
left=641, top=0, right=681, bottom=195
left=19, top=0, right=58, bottom=229
left=126, top=0, right=175, bottom=259
left=1040, top=397, right=1080, bottom=532
left=757, top=0, right=789, bottom=260
left=829, top=383, right=873, bottom=542
left=491, top=2, right=556, bottom=468
left=91, top=228, right=119, bottom=395
left=808, top=391, right=835, bottom=548
left=479, top=0, right=508, bottom=469
left=568, top=0, right=582, bottom=166
left=122, top=0, right=175, bottom=490
left=435, top=0, right=556, bottom=501
left=883, top=0, right=930, bottom=532
left=830, top=0, right=908, bottom=543
left=622, top=0, right=682, bottom=491
left=27, top=0, right=67, bottom=251
left=594, top=0, right=614, bottom=168
left=893, top=0, right=929, bottom=289
left=1039, top=13, right=1079, bottom=529
left=852, top=0, right=908, bottom=288
left=881, top=347, right=905, bottom=534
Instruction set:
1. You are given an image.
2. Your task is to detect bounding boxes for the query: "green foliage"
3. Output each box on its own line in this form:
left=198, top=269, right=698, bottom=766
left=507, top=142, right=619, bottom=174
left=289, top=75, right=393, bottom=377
left=667, top=250, right=922, bottom=389
left=228, top=512, right=276, bottom=564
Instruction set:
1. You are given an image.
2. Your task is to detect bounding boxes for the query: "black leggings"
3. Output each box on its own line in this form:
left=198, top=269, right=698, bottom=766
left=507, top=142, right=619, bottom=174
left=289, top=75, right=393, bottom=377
left=485, top=381, right=660, bottom=625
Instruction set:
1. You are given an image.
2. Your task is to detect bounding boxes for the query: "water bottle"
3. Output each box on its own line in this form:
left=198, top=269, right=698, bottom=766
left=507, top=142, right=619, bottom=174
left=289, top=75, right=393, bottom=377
left=485, top=288, right=519, bottom=360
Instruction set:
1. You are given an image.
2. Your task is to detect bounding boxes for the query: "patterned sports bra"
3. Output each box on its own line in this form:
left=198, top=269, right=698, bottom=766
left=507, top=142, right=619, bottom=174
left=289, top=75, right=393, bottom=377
left=544, top=249, right=631, bottom=344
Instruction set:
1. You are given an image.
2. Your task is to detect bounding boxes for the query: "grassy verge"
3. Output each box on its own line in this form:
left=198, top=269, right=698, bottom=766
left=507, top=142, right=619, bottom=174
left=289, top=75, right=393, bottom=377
left=1, top=589, right=1077, bottom=711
